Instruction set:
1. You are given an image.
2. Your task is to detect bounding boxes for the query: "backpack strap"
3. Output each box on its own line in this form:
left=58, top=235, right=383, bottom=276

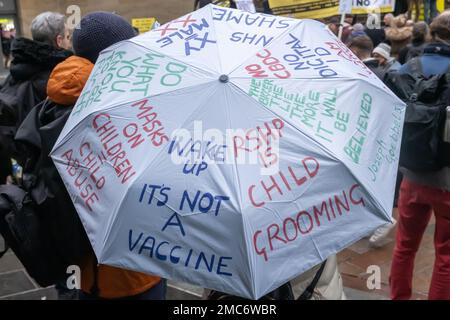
left=297, top=260, right=327, bottom=300
left=90, top=259, right=100, bottom=297
left=407, top=58, right=427, bottom=103
left=408, top=57, right=423, bottom=78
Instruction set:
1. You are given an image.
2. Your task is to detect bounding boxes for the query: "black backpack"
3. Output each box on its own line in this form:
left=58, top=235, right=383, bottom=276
left=0, top=100, right=91, bottom=288
left=0, top=167, right=91, bottom=287
left=385, top=59, right=450, bottom=172
left=0, top=184, right=68, bottom=286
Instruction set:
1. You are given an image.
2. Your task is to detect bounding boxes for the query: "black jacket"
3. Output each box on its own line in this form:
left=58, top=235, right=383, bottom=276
left=0, top=38, right=72, bottom=181
left=2, top=38, right=72, bottom=127
left=14, top=99, right=90, bottom=264
left=15, top=99, right=71, bottom=173
left=11, top=54, right=94, bottom=277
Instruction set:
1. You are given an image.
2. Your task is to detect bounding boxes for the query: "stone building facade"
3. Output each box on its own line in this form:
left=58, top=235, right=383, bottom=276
left=1, top=0, right=194, bottom=38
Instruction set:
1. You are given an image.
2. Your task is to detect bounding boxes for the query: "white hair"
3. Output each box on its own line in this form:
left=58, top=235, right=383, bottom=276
left=31, top=12, right=66, bottom=45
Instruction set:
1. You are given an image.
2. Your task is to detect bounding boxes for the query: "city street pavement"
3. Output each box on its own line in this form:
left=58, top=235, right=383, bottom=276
left=338, top=209, right=434, bottom=300
left=0, top=209, right=435, bottom=300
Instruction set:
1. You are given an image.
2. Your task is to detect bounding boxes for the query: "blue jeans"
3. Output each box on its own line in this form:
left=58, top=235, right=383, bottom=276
left=424, top=0, right=438, bottom=24
left=79, top=279, right=167, bottom=300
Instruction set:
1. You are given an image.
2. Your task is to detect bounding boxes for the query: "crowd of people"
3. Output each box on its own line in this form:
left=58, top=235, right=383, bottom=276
left=330, top=10, right=450, bottom=300
left=0, top=24, right=16, bottom=69
left=0, top=2, right=449, bottom=301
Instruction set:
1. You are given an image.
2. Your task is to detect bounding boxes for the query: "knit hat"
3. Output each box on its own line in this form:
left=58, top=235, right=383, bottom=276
left=72, top=12, right=136, bottom=63
left=373, top=43, right=391, bottom=59
left=47, top=56, right=94, bottom=105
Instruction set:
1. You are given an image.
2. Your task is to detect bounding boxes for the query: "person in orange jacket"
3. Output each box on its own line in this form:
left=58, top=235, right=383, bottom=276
left=21, top=11, right=165, bottom=300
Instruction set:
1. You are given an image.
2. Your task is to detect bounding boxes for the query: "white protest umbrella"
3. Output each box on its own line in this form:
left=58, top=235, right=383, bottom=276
left=51, top=4, right=405, bottom=299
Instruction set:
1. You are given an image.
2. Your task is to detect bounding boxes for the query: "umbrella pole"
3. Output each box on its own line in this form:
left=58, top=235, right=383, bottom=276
left=338, top=13, right=345, bottom=40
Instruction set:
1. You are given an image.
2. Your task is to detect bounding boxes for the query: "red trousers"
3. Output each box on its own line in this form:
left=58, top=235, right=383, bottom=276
left=390, top=179, right=450, bottom=300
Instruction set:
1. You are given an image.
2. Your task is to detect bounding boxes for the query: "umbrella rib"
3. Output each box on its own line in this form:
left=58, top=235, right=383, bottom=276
left=220, top=83, right=257, bottom=297
left=207, top=4, right=226, bottom=75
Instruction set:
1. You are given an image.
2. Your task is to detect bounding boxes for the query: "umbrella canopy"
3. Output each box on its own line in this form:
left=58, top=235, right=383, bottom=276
left=51, top=4, right=405, bottom=299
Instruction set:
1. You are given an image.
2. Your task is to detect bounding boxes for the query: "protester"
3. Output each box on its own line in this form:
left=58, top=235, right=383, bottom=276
left=350, top=23, right=367, bottom=39
left=398, top=21, right=429, bottom=64
left=384, top=13, right=395, bottom=27
left=372, top=43, right=402, bottom=77
left=390, top=11, right=450, bottom=300
left=385, top=14, right=413, bottom=58
left=1, top=11, right=72, bottom=104
left=6, top=11, right=73, bottom=118
left=348, top=35, right=385, bottom=79
left=0, top=12, right=72, bottom=184
left=2, top=3, right=448, bottom=302
left=14, top=11, right=167, bottom=301
left=399, top=15, right=450, bottom=76
left=326, top=17, right=340, bottom=37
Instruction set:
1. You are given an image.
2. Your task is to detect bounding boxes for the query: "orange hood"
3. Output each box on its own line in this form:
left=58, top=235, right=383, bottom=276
left=47, top=55, right=94, bottom=106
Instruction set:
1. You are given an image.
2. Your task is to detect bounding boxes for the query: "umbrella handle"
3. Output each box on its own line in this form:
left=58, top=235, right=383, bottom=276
left=297, top=260, right=327, bottom=300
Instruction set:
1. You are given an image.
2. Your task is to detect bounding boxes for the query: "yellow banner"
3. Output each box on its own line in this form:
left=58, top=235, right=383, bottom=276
left=268, top=0, right=394, bottom=19
left=132, top=18, right=157, bottom=34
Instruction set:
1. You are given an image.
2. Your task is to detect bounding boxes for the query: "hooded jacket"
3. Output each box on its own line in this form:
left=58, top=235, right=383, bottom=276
left=400, top=42, right=450, bottom=78
left=16, top=56, right=161, bottom=299
left=1, top=37, right=72, bottom=126
left=0, top=38, right=72, bottom=181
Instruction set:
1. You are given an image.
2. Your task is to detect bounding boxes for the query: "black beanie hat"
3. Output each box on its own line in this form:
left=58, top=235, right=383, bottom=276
left=73, top=12, right=136, bottom=63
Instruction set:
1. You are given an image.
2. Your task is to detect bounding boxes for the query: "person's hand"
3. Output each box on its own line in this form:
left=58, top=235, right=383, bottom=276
left=6, top=175, right=13, bottom=185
